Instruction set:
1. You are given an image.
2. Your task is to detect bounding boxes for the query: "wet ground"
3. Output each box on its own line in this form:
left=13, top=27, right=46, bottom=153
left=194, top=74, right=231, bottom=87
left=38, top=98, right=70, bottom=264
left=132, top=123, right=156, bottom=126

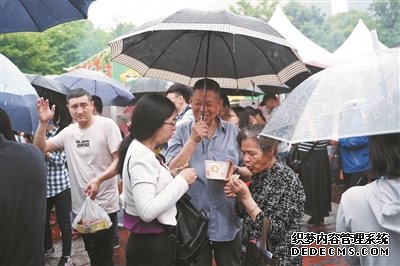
left=45, top=183, right=348, bottom=266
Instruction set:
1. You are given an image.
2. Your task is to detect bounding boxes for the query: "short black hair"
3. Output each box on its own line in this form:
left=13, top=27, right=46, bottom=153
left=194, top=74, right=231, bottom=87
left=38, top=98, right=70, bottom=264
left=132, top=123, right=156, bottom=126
left=369, top=133, right=400, bottom=178
left=221, top=94, right=230, bottom=107
left=260, top=93, right=277, bottom=106
left=245, top=106, right=266, bottom=122
left=66, top=88, right=92, bottom=103
left=167, top=84, right=192, bottom=103
left=92, top=95, right=103, bottom=114
left=0, top=107, right=15, bottom=141
left=193, top=79, right=221, bottom=99
left=231, top=106, right=250, bottom=129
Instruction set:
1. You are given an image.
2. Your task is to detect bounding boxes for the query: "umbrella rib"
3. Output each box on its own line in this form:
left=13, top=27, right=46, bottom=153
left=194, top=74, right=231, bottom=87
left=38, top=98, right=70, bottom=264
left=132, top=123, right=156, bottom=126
left=217, top=32, right=239, bottom=89
left=244, top=36, right=285, bottom=86
left=189, top=31, right=208, bottom=81
left=18, top=1, right=40, bottom=31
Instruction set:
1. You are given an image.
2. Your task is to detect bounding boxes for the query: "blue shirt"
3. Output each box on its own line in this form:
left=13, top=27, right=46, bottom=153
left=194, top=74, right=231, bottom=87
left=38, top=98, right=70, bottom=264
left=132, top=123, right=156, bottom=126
left=46, top=127, right=70, bottom=197
left=165, top=119, right=242, bottom=241
left=339, top=136, right=371, bottom=174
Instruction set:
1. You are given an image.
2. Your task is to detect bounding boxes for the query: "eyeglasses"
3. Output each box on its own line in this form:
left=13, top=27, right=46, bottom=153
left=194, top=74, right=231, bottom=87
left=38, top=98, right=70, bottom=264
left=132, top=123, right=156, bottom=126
left=164, top=119, right=177, bottom=126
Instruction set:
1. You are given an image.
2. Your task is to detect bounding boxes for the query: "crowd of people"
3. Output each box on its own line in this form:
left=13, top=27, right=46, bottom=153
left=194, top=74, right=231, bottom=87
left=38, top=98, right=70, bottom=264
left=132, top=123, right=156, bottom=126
left=0, top=78, right=399, bottom=266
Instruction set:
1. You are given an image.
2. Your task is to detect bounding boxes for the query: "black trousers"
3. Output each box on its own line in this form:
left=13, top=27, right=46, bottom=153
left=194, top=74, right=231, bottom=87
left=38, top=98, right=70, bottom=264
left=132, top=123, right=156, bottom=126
left=126, top=231, right=174, bottom=266
left=45, top=188, right=72, bottom=257
left=82, top=212, right=117, bottom=266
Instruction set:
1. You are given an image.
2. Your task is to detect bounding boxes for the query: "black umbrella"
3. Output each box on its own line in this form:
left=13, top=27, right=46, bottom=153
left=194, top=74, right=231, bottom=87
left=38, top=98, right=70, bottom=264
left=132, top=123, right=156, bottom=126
left=0, top=0, right=94, bottom=33
left=109, top=9, right=310, bottom=90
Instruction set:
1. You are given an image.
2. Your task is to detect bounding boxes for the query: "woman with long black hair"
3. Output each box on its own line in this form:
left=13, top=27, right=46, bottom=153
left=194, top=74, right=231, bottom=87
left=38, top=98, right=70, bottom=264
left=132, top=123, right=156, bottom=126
left=116, top=94, right=197, bottom=266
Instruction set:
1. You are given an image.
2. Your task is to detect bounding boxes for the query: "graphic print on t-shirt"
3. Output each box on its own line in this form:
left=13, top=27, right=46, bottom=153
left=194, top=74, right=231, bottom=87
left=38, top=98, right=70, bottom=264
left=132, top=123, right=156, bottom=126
left=76, top=140, right=90, bottom=148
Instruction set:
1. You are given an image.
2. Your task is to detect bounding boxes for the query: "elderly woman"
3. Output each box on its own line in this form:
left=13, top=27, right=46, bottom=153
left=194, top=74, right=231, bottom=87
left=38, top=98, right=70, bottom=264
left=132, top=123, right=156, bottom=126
left=225, top=125, right=305, bottom=265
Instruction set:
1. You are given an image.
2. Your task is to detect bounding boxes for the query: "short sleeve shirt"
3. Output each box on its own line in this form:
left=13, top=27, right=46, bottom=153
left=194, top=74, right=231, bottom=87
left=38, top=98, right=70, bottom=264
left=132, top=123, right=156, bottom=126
left=50, top=116, right=122, bottom=214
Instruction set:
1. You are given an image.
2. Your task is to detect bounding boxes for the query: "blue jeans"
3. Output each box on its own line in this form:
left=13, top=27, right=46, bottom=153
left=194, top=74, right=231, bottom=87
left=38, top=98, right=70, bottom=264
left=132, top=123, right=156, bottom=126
left=82, top=212, right=117, bottom=266
left=45, top=188, right=72, bottom=257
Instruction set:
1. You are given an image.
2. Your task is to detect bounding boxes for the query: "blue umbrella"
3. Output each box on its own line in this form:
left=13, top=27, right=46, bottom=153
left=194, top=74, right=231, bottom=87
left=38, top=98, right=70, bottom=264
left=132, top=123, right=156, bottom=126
left=0, top=0, right=95, bottom=33
left=0, top=54, right=39, bottom=134
left=56, top=69, right=134, bottom=106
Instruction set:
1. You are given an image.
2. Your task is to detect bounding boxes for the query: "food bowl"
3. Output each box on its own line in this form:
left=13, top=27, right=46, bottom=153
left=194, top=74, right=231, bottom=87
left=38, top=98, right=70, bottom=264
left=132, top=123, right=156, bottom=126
left=205, top=160, right=229, bottom=180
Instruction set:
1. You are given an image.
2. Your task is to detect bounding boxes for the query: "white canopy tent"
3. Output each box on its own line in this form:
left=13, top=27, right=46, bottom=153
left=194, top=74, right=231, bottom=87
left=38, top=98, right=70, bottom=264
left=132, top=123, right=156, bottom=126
left=268, top=5, right=334, bottom=68
left=332, top=19, right=388, bottom=63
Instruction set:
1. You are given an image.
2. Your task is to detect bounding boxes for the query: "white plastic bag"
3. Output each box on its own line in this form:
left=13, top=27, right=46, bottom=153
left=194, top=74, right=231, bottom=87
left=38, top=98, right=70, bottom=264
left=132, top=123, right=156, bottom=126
left=72, top=197, right=112, bottom=234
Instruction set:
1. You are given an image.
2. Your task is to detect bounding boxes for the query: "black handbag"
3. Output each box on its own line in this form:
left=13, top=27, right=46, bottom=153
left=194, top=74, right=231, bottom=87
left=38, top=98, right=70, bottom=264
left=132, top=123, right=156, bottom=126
left=167, top=194, right=209, bottom=265
left=286, top=144, right=302, bottom=173
left=242, top=217, right=279, bottom=266
left=126, top=156, right=209, bottom=264
left=286, top=143, right=316, bottom=173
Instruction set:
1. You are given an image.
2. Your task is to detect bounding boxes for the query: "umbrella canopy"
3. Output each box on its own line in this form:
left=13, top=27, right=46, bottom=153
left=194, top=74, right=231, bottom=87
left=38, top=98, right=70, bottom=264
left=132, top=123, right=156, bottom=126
left=0, top=54, right=39, bottom=134
left=25, top=74, right=71, bottom=127
left=55, top=69, right=134, bottom=106
left=0, top=0, right=94, bottom=33
left=260, top=48, right=400, bottom=144
left=109, top=8, right=310, bottom=90
left=26, top=73, right=69, bottom=96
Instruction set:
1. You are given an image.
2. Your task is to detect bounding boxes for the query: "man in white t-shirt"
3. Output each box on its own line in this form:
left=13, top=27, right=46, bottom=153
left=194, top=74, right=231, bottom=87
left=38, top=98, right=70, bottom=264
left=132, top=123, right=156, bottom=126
left=34, top=88, right=122, bottom=266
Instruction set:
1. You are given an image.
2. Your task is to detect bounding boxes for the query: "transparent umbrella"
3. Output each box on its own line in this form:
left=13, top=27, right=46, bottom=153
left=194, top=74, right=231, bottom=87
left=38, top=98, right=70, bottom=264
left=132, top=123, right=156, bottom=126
left=260, top=48, right=400, bottom=143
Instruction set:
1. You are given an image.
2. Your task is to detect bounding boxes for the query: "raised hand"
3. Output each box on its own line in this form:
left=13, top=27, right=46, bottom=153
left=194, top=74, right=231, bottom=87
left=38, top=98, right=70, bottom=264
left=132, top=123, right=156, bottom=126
left=37, top=98, right=55, bottom=123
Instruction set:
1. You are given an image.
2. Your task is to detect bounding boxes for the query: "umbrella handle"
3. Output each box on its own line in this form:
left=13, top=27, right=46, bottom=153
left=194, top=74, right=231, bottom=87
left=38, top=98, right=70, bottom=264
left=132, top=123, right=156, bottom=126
left=201, top=32, right=211, bottom=154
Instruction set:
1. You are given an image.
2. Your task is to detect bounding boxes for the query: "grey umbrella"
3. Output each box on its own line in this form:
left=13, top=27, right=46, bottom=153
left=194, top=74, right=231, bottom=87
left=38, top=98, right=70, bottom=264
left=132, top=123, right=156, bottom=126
left=127, top=77, right=174, bottom=95
left=108, top=8, right=310, bottom=90
left=25, top=74, right=72, bottom=128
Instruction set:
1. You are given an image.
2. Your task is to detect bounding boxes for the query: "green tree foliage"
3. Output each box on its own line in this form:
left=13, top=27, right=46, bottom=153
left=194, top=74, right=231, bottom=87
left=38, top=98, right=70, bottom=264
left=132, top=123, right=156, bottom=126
left=370, top=0, right=400, bottom=47
left=0, top=32, right=52, bottom=74
left=1, top=20, right=134, bottom=75
left=109, top=22, right=136, bottom=40
left=229, top=0, right=396, bottom=51
left=283, top=2, right=328, bottom=49
left=322, top=10, right=377, bottom=51
left=229, top=0, right=278, bottom=21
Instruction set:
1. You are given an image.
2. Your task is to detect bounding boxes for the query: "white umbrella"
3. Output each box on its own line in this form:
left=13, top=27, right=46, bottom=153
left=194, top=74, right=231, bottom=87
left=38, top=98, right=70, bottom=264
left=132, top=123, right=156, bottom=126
left=260, top=48, right=400, bottom=143
left=0, top=54, right=39, bottom=134
left=56, top=69, right=134, bottom=106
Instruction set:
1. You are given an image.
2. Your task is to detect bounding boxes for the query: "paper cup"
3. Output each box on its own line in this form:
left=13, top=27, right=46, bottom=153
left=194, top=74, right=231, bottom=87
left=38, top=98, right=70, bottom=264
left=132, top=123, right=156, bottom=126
left=205, top=160, right=229, bottom=180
